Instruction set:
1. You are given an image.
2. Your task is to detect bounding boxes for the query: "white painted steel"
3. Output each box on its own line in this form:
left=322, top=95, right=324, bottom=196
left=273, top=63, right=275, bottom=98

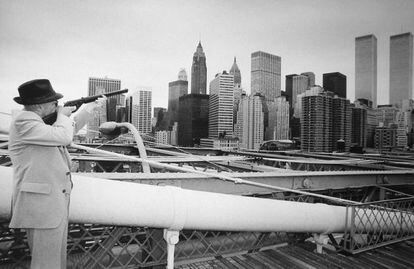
left=1, top=166, right=413, bottom=234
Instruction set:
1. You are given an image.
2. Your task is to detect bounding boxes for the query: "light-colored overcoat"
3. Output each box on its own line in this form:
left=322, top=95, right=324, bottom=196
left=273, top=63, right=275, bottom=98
left=8, top=109, right=89, bottom=228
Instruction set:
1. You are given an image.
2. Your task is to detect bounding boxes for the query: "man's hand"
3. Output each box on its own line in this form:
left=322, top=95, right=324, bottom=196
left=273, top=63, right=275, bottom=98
left=58, top=106, right=76, bottom=117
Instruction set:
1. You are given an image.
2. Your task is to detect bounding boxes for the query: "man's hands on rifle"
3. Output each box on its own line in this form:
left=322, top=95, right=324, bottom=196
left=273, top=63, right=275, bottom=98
left=83, top=95, right=107, bottom=113
left=59, top=106, right=76, bottom=117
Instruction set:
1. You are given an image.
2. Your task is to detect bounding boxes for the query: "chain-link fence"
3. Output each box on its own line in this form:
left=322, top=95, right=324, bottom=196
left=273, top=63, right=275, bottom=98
left=341, top=197, right=414, bottom=254
left=0, top=222, right=288, bottom=268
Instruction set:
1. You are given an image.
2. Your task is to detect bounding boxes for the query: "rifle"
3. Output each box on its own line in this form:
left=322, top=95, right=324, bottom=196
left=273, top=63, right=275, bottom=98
left=42, top=88, right=128, bottom=125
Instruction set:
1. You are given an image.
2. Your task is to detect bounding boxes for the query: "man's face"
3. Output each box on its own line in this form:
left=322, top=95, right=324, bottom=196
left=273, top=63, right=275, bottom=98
left=42, top=100, right=58, bottom=116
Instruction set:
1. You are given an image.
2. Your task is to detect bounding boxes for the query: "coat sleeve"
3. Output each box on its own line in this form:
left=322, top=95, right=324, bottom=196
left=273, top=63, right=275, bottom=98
left=15, top=113, right=74, bottom=146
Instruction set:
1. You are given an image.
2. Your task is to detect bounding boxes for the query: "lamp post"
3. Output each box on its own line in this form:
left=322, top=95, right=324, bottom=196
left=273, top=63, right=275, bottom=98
left=99, top=121, right=150, bottom=173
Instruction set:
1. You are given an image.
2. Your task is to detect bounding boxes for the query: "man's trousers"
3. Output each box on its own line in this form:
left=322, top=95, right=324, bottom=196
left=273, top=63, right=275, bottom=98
left=26, top=194, right=70, bottom=269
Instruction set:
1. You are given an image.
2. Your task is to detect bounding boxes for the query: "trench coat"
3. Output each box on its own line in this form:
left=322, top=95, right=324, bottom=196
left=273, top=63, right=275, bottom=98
left=8, top=109, right=89, bottom=229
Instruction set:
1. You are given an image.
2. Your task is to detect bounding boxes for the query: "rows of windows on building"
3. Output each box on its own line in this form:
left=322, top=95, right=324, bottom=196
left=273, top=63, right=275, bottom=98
left=79, top=32, right=414, bottom=152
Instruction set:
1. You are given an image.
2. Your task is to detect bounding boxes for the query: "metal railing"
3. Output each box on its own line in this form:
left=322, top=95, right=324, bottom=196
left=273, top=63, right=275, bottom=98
left=341, top=197, right=414, bottom=254
left=0, top=222, right=288, bottom=268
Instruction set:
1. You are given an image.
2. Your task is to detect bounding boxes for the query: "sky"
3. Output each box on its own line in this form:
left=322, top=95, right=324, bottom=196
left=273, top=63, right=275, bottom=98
left=1, top=0, right=414, bottom=127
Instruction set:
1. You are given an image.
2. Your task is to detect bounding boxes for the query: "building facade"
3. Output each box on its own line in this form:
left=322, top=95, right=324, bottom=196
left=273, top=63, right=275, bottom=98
left=191, top=42, right=207, bottom=94
left=87, top=77, right=121, bottom=140
left=208, top=71, right=234, bottom=138
left=126, top=89, right=152, bottom=134
left=178, top=94, right=209, bottom=146
left=301, top=93, right=333, bottom=152
left=168, top=70, right=188, bottom=124
left=390, top=32, right=413, bottom=106
left=235, top=94, right=265, bottom=150
left=355, top=34, right=377, bottom=107
left=323, top=72, right=347, bottom=98
left=251, top=51, right=281, bottom=101
left=266, top=97, right=289, bottom=141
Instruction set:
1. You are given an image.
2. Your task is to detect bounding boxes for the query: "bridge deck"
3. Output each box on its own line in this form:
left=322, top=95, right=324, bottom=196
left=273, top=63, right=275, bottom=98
left=178, top=240, right=414, bottom=269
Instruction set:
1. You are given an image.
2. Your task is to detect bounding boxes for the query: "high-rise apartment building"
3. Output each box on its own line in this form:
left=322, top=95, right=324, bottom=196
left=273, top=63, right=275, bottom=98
left=390, top=32, right=413, bottom=106
left=178, top=94, right=209, bottom=146
left=301, top=93, right=333, bottom=152
left=229, top=57, right=241, bottom=86
left=191, top=42, right=207, bottom=94
left=332, top=97, right=352, bottom=151
left=323, top=72, right=347, bottom=98
left=168, top=69, right=188, bottom=124
left=208, top=71, right=234, bottom=138
left=301, top=91, right=351, bottom=152
left=355, top=34, right=377, bottom=107
left=235, top=94, right=265, bottom=150
left=251, top=51, right=281, bottom=101
left=126, top=89, right=152, bottom=134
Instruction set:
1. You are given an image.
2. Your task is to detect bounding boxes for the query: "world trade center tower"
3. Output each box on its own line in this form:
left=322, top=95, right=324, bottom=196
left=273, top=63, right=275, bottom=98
left=390, top=32, right=413, bottom=106
left=355, top=34, right=377, bottom=107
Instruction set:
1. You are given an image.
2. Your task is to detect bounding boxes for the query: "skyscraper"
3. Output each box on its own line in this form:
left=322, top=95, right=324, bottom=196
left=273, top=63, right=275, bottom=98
left=229, top=57, right=241, bottom=86
left=178, top=94, right=209, bottom=146
left=191, top=42, right=207, bottom=94
left=87, top=77, right=121, bottom=140
left=208, top=71, right=234, bottom=138
left=301, top=72, right=315, bottom=87
left=301, top=93, right=333, bottom=152
left=126, top=89, right=152, bottom=134
left=355, top=34, right=377, bottom=107
left=266, top=96, right=289, bottom=140
left=390, top=32, right=413, bottom=106
left=323, top=72, right=347, bottom=98
left=251, top=51, right=281, bottom=101
left=235, top=94, right=265, bottom=150
left=168, top=69, right=188, bottom=124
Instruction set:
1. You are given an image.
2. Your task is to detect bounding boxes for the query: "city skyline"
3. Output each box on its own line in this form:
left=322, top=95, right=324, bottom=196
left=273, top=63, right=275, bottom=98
left=1, top=0, right=414, bottom=126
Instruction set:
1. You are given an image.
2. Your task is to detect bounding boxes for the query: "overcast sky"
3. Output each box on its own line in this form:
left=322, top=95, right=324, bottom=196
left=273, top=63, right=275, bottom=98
left=1, top=0, right=414, bottom=126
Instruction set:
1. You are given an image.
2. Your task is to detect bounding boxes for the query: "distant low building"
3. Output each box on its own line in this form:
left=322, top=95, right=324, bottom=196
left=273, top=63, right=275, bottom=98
left=199, top=137, right=239, bottom=150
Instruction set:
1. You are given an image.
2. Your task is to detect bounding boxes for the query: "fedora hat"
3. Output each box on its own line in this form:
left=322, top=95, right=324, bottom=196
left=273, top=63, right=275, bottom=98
left=14, top=79, right=63, bottom=105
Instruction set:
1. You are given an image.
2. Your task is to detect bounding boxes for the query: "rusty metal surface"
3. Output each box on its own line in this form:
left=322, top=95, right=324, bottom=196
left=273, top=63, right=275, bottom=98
left=177, top=240, right=414, bottom=269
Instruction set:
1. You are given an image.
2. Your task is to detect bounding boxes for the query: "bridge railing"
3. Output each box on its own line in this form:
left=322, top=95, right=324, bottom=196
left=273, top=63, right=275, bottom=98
left=341, top=197, right=414, bottom=254
left=0, top=222, right=289, bottom=268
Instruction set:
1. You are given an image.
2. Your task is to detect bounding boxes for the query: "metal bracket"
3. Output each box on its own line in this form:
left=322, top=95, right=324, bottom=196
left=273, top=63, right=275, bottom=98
left=164, top=229, right=180, bottom=269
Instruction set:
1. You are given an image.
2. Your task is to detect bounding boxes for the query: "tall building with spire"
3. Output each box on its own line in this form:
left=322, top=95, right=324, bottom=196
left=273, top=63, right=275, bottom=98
left=229, top=57, right=241, bottom=86
left=190, top=42, right=207, bottom=94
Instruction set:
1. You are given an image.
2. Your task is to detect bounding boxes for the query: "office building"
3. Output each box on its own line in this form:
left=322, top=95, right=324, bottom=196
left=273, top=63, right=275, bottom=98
left=178, top=94, right=209, bottom=146
left=126, top=89, right=152, bottom=134
left=87, top=77, right=121, bottom=140
left=266, top=96, right=289, bottom=140
left=323, top=72, right=347, bottom=98
left=351, top=105, right=367, bottom=148
left=301, top=72, right=315, bottom=87
left=229, top=57, right=241, bottom=86
left=355, top=34, right=377, bottom=107
left=235, top=94, right=265, bottom=150
left=191, top=42, right=207, bottom=94
left=251, top=51, right=281, bottom=101
left=390, top=32, right=413, bottom=106
left=168, top=69, right=188, bottom=124
left=208, top=71, right=234, bottom=138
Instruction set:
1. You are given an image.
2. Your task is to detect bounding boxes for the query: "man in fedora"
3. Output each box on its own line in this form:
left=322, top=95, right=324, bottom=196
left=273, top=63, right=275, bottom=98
left=8, top=79, right=104, bottom=268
